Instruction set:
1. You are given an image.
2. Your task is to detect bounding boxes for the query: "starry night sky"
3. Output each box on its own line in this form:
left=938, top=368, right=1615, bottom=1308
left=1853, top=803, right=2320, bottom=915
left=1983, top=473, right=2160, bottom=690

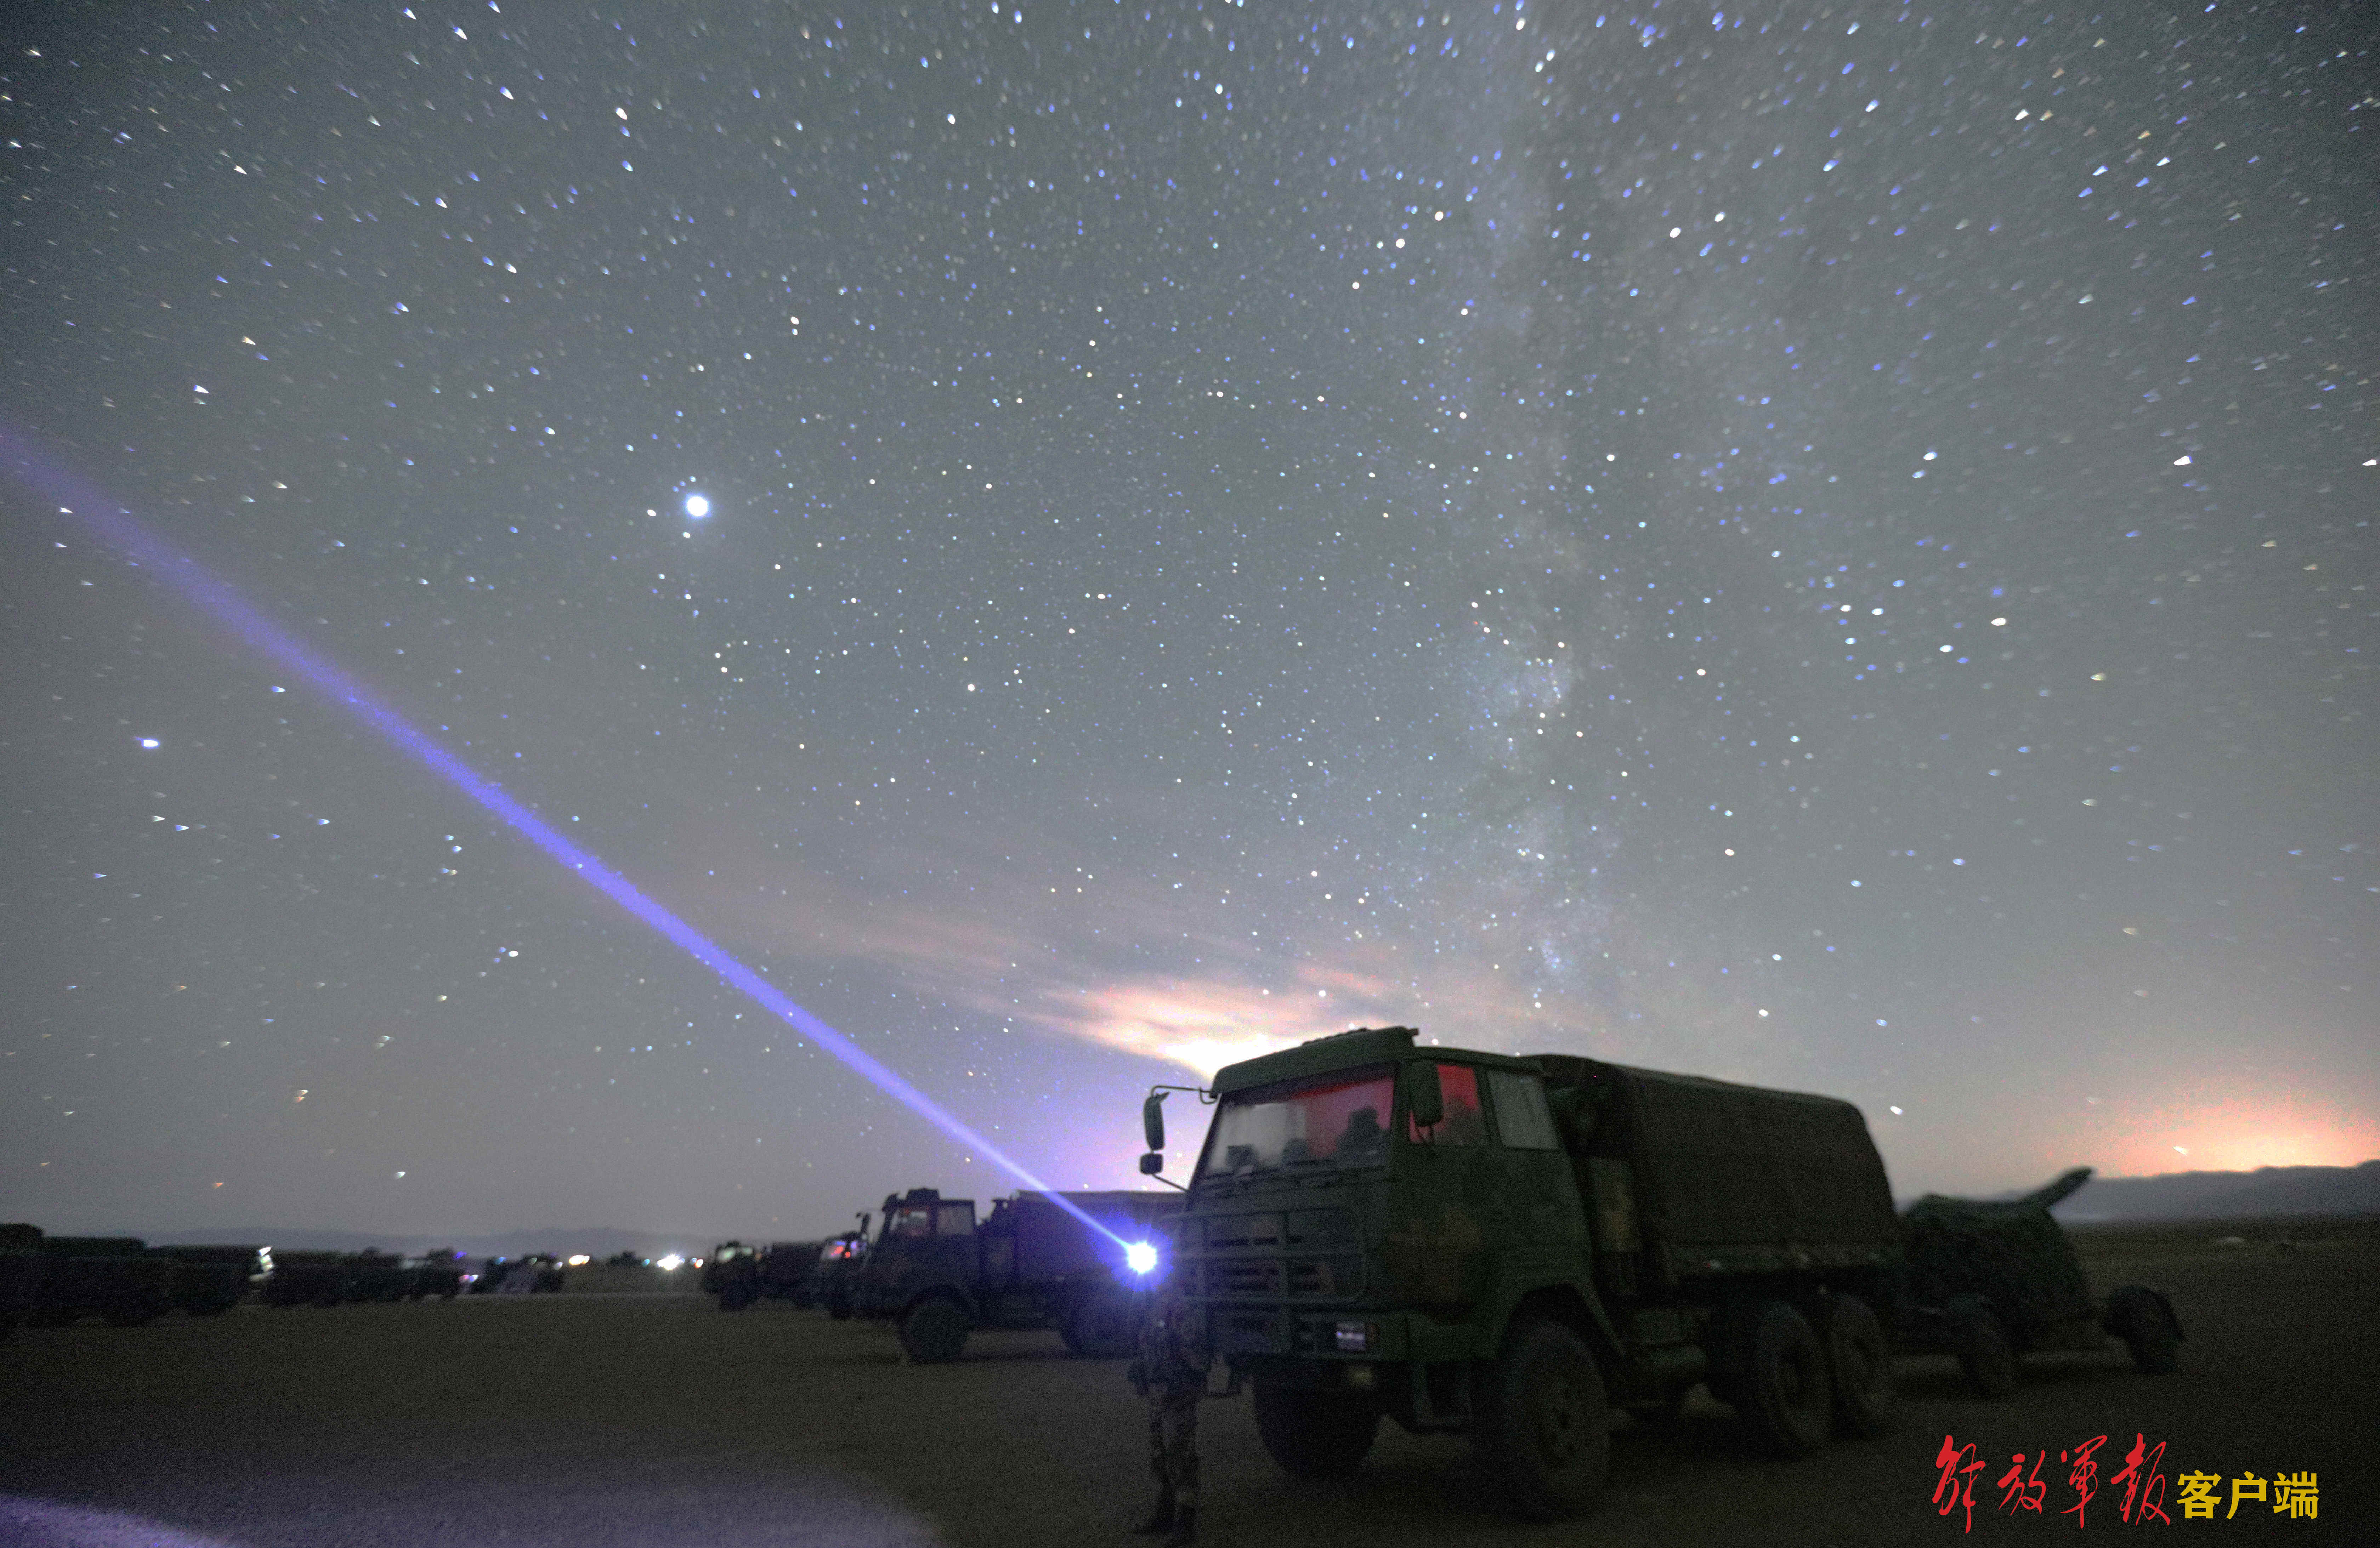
left=2, top=1, right=2371, bottom=1241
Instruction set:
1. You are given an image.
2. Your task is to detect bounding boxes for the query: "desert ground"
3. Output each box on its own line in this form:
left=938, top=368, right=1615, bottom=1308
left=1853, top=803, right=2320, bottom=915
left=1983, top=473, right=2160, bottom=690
left=2, top=1222, right=2370, bottom=1547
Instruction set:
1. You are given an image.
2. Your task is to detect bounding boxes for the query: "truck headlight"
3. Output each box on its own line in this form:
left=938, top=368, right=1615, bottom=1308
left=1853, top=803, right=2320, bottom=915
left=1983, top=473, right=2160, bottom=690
left=1124, top=1241, right=1159, bottom=1276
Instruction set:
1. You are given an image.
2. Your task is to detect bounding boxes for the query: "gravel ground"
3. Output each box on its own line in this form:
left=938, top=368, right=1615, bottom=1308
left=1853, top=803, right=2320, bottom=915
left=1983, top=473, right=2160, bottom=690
left=2, top=1230, right=2370, bottom=1547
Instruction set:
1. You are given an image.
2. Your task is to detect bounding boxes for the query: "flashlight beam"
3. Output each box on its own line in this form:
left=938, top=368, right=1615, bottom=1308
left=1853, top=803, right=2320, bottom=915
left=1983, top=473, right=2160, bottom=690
left=5, top=430, right=1128, bottom=1253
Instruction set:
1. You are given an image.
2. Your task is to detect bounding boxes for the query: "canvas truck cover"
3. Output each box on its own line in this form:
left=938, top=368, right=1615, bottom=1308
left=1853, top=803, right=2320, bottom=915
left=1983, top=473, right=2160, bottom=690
left=993, top=1191, right=1185, bottom=1284
left=1533, top=1055, right=1900, bottom=1284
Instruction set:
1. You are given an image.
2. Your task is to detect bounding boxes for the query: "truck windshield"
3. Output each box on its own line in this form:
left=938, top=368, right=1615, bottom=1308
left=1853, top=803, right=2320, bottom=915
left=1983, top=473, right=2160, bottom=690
left=1198, top=1065, right=1395, bottom=1180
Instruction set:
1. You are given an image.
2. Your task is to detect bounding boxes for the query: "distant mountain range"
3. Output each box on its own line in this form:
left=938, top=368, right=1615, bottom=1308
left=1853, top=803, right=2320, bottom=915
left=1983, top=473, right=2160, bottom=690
left=132, top=1225, right=734, bottom=1259
left=2041, top=1161, right=2380, bottom=1222
left=105, top=1161, right=2380, bottom=1253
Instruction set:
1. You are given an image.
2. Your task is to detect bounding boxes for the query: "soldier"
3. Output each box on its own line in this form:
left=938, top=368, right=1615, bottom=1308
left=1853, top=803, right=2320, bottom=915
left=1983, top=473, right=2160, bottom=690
left=1128, top=1269, right=1209, bottom=1543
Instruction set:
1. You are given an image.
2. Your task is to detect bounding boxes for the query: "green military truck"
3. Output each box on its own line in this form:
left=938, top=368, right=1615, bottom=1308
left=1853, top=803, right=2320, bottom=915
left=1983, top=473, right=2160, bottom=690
left=812, top=1225, right=869, bottom=1318
left=149, top=1245, right=264, bottom=1315
left=1143, top=1026, right=1904, bottom=1521
left=856, top=1187, right=1183, bottom=1363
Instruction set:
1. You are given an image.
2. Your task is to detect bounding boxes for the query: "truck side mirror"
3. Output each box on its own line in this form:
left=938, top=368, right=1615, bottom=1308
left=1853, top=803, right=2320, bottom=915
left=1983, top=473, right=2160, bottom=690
left=1142, top=1091, right=1167, bottom=1152
left=1139, top=1152, right=1165, bottom=1175
left=1406, top=1061, right=1445, bottom=1130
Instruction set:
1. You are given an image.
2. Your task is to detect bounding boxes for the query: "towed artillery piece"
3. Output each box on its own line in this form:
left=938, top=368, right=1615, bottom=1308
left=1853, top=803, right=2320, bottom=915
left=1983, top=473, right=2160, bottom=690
left=1897, top=1167, right=2182, bottom=1396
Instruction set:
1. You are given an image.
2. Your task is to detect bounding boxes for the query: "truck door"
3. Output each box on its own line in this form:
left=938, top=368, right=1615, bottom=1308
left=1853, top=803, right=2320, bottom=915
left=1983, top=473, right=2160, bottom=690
left=1393, top=1063, right=1493, bottom=1306
left=1483, top=1069, right=1589, bottom=1288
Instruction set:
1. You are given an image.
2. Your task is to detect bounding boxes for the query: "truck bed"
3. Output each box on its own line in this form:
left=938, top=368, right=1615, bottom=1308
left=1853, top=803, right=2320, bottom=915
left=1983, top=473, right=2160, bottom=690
left=1534, top=1056, right=1900, bottom=1285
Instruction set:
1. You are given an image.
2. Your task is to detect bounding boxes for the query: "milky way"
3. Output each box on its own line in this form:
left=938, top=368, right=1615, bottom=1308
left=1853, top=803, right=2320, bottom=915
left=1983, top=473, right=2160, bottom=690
left=2, top=1, right=2370, bottom=1240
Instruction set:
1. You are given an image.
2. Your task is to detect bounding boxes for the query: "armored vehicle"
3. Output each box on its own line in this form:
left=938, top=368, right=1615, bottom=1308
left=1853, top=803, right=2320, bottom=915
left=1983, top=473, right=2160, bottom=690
left=856, top=1186, right=1183, bottom=1363
left=1143, top=1026, right=1904, bottom=1522
left=1899, top=1167, right=2182, bottom=1396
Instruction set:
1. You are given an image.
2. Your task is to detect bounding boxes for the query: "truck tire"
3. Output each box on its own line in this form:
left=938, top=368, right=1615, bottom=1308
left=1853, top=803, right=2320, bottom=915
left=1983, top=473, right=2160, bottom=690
left=1065, top=1290, right=1140, bottom=1359
left=1739, top=1301, right=1833, bottom=1458
left=898, top=1296, right=970, bottom=1364
left=1946, top=1295, right=2017, bottom=1398
left=2104, top=1286, right=2181, bottom=1376
left=1251, top=1380, right=1380, bottom=1480
left=1473, top=1317, right=1610, bottom=1521
left=718, top=1281, right=757, bottom=1312
left=1814, top=1293, right=1894, bottom=1439
left=827, top=1289, right=854, bottom=1321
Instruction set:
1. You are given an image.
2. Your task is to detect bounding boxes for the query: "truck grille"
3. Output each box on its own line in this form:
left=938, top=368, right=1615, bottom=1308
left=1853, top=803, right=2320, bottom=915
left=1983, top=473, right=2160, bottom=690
left=1188, top=1207, right=1363, bottom=1305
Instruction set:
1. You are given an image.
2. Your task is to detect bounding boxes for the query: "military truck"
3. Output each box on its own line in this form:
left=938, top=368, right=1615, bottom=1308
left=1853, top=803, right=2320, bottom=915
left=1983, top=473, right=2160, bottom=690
left=856, top=1187, right=1183, bottom=1363
left=703, top=1241, right=765, bottom=1310
left=811, top=1225, right=869, bottom=1318
left=469, top=1254, right=567, bottom=1294
left=1899, top=1167, right=2182, bottom=1396
left=0, top=1225, right=48, bottom=1340
left=403, top=1252, right=466, bottom=1300
left=758, top=1240, right=828, bottom=1303
left=262, top=1250, right=356, bottom=1307
left=23, top=1237, right=175, bottom=1327
left=149, top=1245, right=264, bottom=1315
left=1141, top=1026, right=1905, bottom=1522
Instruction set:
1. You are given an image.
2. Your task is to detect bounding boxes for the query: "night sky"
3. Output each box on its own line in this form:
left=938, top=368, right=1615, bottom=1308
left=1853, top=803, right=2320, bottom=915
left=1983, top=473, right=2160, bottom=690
left=2, top=1, right=2370, bottom=1243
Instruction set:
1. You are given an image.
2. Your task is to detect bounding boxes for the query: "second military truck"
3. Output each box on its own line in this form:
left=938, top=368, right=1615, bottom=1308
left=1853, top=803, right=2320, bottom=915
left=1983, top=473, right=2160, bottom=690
left=1143, top=1026, right=1905, bottom=1522
left=856, top=1187, right=1183, bottom=1362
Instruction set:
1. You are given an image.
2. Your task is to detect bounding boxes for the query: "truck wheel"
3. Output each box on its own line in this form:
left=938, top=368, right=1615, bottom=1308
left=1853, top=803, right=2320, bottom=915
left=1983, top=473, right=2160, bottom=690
left=1252, top=1380, right=1380, bottom=1479
left=719, top=1281, right=757, bottom=1312
left=898, top=1296, right=970, bottom=1364
left=1066, top=1291, right=1139, bottom=1359
left=827, top=1290, right=854, bottom=1321
left=1946, top=1295, right=2017, bottom=1398
left=1473, top=1317, right=1610, bottom=1521
left=2104, top=1286, right=2181, bottom=1376
left=1814, top=1293, right=1895, bottom=1439
left=1739, top=1301, right=1833, bottom=1458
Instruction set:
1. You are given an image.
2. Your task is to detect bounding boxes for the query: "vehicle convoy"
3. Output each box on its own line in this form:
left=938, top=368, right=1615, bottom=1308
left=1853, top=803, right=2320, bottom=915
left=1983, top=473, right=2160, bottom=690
left=856, top=1187, right=1183, bottom=1363
left=1141, top=1025, right=1911, bottom=1522
left=1898, top=1167, right=2183, bottom=1397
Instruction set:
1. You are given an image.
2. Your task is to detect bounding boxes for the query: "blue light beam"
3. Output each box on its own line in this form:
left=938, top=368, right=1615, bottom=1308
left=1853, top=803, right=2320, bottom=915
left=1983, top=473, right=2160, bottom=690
left=4, top=429, right=1127, bottom=1251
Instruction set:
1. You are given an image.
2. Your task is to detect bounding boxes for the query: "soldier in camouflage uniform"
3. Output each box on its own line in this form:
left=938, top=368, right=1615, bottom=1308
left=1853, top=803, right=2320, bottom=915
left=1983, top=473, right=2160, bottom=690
left=1128, top=1271, right=1209, bottom=1543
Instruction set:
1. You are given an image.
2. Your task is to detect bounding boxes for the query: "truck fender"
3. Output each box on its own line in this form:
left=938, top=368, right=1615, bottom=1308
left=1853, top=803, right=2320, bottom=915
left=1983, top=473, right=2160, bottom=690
left=1500, top=1284, right=1625, bottom=1374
